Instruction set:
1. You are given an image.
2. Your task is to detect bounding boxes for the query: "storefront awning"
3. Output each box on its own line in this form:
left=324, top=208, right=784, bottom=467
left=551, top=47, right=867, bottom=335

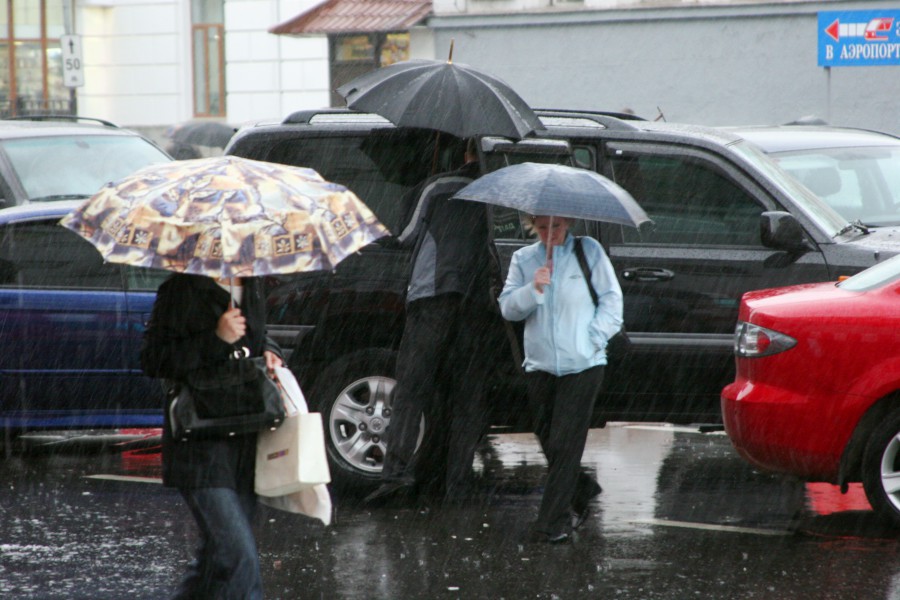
left=270, top=0, right=432, bottom=35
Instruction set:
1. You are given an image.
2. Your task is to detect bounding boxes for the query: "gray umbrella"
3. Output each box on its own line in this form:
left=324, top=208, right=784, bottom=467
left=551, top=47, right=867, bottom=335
left=453, top=162, right=651, bottom=228
left=336, top=59, right=545, bottom=140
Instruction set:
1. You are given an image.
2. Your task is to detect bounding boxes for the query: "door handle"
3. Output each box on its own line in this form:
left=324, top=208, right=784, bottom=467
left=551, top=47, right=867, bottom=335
left=621, top=267, right=675, bottom=282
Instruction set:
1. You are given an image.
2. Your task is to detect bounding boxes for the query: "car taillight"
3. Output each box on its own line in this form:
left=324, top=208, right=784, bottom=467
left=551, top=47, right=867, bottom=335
left=734, top=321, right=797, bottom=358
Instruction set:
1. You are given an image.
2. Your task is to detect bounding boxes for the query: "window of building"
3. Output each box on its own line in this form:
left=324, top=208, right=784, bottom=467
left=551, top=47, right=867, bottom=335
left=0, top=0, right=72, bottom=117
left=330, top=33, right=409, bottom=107
left=191, top=0, right=225, bottom=117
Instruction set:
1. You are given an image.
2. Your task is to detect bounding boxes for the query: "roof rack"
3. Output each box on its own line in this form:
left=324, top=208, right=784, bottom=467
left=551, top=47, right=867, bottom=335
left=280, top=107, right=643, bottom=133
left=282, top=109, right=390, bottom=126
left=534, top=109, right=643, bottom=131
left=3, top=115, right=119, bottom=127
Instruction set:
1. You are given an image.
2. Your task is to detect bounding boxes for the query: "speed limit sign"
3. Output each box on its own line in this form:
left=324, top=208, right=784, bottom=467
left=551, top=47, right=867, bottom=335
left=60, top=34, right=84, bottom=88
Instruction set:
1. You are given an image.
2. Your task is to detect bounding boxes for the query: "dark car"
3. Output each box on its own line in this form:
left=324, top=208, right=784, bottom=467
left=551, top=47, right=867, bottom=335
left=0, top=116, right=171, bottom=208
left=227, top=109, right=900, bottom=488
left=0, top=201, right=167, bottom=433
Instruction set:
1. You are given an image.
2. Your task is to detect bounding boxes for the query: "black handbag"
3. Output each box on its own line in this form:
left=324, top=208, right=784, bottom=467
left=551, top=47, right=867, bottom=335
left=170, top=356, right=285, bottom=440
left=573, top=237, right=631, bottom=362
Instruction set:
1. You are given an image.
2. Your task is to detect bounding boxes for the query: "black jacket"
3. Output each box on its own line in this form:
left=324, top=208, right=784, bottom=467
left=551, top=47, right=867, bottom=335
left=141, top=274, right=281, bottom=490
left=406, top=161, right=497, bottom=309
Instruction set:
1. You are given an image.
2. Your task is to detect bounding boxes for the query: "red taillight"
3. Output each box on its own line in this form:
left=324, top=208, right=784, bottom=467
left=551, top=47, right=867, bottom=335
left=754, top=331, right=771, bottom=354
left=734, top=321, right=797, bottom=358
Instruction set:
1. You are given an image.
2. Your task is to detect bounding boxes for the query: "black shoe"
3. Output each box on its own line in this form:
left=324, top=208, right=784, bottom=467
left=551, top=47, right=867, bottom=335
left=363, top=479, right=415, bottom=504
left=571, top=478, right=601, bottom=530
left=546, top=531, right=570, bottom=544
left=526, top=523, right=572, bottom=545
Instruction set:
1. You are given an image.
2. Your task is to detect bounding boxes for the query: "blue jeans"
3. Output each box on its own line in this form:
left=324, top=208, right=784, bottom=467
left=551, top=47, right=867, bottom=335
left=172, top=487, right=262, bottom=600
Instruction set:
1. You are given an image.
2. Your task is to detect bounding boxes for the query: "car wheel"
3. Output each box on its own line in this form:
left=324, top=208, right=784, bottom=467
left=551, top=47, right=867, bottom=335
left=309, top=349, right=423, bottom=492
left=862, top=409, right=900, bottom=527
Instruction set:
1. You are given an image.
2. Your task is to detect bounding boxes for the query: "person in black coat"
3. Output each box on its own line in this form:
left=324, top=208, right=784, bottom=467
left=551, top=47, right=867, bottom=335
left=141, top=273, right=283, bottom=600
left=365, top=140, right=503, bottom=504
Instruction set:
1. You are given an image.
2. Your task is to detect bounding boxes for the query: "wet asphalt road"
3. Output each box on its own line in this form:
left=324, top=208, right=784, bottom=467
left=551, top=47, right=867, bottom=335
left=1, top=423, right=898, bottom=600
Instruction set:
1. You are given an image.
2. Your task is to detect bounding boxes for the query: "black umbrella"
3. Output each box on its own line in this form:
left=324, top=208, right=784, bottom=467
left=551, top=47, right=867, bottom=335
left=336, top=58, right=545, bottom=140
left=170, top=121, right=235, bottom=148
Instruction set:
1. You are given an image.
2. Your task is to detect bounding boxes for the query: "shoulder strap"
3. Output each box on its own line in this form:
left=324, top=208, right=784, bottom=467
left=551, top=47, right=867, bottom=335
left=573, top=237, right=599, bottom=308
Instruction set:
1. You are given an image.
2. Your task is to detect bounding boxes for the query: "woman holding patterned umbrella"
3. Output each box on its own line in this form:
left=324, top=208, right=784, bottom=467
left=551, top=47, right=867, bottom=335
left=61, top=156, right=389, bottom=597
left=142, top=273, right=282, bottom=598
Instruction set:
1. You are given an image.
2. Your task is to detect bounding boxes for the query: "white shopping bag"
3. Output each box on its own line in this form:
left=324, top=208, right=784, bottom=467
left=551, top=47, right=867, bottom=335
left=258, top=485, right=333, bottom=526
left=255, top=367, right=332, bottom=500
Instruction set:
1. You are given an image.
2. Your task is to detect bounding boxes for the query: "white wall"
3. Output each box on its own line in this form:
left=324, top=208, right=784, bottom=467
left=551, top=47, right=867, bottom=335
left=225, top=0, right=330, bottom=127
left=434, top=0, right=712, bottom=15
left=73, top=0, right=331, bottom=132
left=76, top=0, right=186, bottom=128
left=428, top=0, right=900, bottom=136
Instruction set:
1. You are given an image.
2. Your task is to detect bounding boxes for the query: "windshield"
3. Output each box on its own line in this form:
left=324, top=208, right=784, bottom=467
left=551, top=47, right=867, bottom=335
left=730, top=140, right=849, bottom=237
left=769, top=145, right=900, bottom=227
left=1, top=135, right=171, bottom=201
left=838, top=253, right=900, bottom=291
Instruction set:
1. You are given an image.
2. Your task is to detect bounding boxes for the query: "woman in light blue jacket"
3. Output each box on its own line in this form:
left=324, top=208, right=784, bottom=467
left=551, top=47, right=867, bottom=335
left=499, top=215, right=623, bottom=543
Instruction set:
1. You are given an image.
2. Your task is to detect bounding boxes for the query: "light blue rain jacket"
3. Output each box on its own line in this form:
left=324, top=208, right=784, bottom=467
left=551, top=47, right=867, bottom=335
left=499, top=234, right=623, bottom=376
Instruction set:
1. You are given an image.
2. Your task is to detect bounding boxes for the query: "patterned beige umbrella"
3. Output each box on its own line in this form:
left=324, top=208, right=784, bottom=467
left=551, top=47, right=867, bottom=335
left=61, top=156, right=389, bottom=278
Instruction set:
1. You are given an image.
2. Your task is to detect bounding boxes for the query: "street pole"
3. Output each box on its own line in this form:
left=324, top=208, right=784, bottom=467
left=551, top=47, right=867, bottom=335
left=63, top=1, right=77, bottom=115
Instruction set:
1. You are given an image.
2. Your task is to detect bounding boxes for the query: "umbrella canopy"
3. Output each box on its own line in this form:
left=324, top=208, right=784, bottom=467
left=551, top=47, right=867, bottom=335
left=453, top=162, right=651, bottom=229
left=170, top=121, right=235, bottom=148
left=60, top=156, right=389, bottom=279
left=336, top=59, right=545, bottom=140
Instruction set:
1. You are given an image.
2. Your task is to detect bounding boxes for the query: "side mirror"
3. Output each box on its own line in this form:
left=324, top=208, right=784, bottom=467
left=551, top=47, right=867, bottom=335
left=760, top=211, right=810, bottom=253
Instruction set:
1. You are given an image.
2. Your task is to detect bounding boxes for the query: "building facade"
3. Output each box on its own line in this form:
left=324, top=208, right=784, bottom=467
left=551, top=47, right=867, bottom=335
left=427, top=0, right=900, bottom=135
left=0, top=0, right=331, bottom=133
left=1, top=1, right=897, bottom=138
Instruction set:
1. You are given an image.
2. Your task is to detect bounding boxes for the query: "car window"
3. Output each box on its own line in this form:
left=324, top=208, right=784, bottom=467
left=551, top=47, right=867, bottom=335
left=838, top=254, right=900, bottom=291
left=485, top=145, right=591, bottom=241
left=729, top=140, right=849, bottom=237
left=125, top=266, right=170, bottom=292
left=490, top=207, right=588, bottom=242
left=0, top=222, right=120, bottom=289
left=608, top=152, right=764, bottom=246
left=771, top=145, right=900, bottom=227
left=252, top=132, right=465, bottom=237
left=0, top=135, right=170, bottom=202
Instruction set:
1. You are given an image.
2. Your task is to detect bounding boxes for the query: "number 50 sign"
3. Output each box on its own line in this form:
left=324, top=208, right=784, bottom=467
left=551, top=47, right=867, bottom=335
left=60, top=34, right=84, bottom=88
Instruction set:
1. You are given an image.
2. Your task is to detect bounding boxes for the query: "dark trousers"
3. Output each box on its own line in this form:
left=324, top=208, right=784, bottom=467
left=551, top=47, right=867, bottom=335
left=383, top=294, right=494, bottom=495
left=526, top=366, right=605, bottom=535
left=172, top=487, right=262, bottom=600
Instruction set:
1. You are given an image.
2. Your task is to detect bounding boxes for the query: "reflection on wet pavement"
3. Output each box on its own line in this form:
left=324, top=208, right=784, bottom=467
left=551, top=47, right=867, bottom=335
left=1, top=423, right=898, bottom=599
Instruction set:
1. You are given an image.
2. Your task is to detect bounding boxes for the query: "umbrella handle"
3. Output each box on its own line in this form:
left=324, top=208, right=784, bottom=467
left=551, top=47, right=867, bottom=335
left=545, top=215, right=554, bottom=264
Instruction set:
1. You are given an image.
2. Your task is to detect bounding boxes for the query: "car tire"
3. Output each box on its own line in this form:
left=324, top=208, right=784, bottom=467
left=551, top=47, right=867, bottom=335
left=308, top=348, right=423, bottom=493
left=861, top=409, right=900, bottom=527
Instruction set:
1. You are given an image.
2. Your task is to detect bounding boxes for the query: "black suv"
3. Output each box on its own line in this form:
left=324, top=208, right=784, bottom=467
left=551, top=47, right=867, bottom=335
left=228, top=109, right=900, bottom=488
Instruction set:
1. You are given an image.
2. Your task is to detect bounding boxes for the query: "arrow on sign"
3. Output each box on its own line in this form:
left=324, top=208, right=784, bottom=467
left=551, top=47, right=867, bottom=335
left=825, top=19, right=840, bottom=42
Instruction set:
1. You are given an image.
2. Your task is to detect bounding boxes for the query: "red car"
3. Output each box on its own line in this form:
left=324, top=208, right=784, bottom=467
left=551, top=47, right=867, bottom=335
left=722, top=255, right=900, bottom=525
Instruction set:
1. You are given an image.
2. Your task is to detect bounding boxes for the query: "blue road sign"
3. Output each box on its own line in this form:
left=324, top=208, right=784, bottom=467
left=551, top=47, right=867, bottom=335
left=818, top=10, right=900, bottom=67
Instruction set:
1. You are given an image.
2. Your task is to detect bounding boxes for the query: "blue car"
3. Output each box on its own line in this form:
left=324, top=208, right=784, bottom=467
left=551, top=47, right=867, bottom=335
left=0, top=201, right=167, bottom=431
